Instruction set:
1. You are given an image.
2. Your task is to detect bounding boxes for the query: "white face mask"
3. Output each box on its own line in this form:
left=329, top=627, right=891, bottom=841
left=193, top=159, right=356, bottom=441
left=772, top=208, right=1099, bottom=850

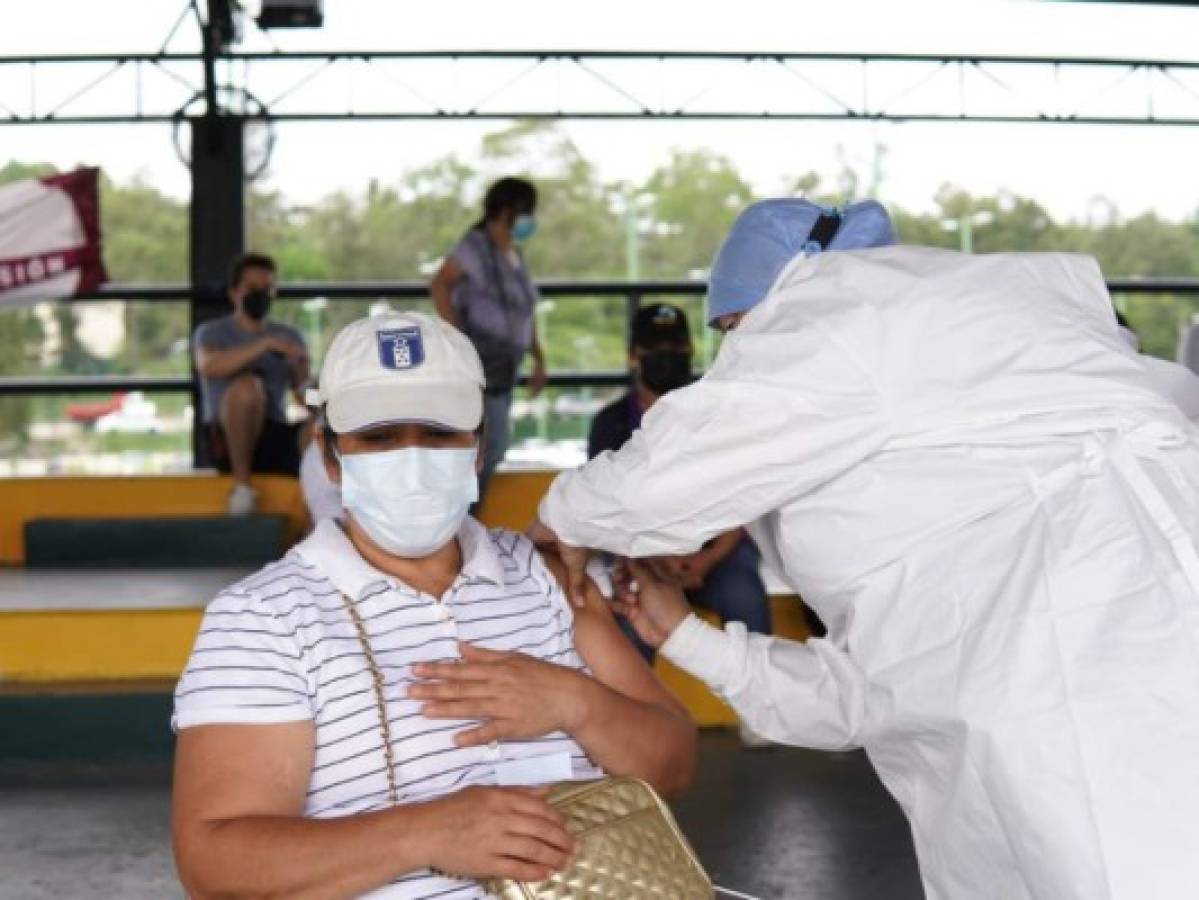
left=339, top=445, right=479, bottom=558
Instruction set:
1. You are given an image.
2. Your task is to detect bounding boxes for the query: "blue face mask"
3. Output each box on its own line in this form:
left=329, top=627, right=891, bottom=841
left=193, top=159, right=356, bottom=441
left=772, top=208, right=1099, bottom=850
left=339, top=445, right=479, bottom=558
left=512, top=213, right=537, bottom=242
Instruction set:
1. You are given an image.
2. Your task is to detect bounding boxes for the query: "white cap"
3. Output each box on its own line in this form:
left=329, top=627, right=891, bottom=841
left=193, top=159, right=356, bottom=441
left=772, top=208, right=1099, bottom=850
left=317, top=311, right=485, bottom=433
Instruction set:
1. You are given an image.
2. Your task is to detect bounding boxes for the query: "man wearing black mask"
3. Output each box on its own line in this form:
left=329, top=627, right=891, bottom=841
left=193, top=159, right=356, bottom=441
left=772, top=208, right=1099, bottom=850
left=587, top=304, right=775, bottom=747
left=194, top=253, right=309, bottom=515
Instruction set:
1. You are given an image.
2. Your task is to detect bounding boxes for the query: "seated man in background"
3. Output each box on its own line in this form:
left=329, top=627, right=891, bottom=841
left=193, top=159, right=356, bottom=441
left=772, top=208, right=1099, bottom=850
left=588, top=303, right=774, bottom=747
left=194, top=253, right=309, bottom=515
left=172, top=312, right=695, bottom=900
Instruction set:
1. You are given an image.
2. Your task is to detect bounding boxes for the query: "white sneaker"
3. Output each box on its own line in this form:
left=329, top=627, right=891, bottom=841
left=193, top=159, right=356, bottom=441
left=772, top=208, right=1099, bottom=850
left=738, top=720, right=777, bottom=750
left=227, top=483, right=258, bottom=516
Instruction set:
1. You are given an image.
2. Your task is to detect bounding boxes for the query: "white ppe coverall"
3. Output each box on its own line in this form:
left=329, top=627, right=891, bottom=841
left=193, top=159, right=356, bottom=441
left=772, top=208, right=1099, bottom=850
left=539, top=246, right=1199, bottom=900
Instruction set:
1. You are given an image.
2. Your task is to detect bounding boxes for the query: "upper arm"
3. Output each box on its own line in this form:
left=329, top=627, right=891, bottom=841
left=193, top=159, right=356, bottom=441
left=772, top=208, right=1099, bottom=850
left=193, top=325, right=218, bottom=371
left=431, top=257, right=464, bottom=322
left=174, top=721, right=315, bottom=827
left=431, top=256, right=463, bottom=292
left=539, top=551, right=688, bottom=720
left=194, top=344, right=213, bottom=374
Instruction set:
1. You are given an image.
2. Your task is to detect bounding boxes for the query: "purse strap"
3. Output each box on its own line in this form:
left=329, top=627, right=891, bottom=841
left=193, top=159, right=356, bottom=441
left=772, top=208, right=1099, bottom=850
left=339, top=592, right=400, bottom=806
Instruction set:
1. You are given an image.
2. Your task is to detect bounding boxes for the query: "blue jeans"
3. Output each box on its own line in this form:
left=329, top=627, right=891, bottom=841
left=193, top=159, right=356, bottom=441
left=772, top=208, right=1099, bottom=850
left=479, top=391, right=513, bottom=502
left=620, top=536, right=771, bottom=662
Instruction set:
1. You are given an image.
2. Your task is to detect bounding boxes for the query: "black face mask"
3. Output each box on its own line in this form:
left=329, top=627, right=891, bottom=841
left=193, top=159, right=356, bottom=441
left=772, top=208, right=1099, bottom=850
left=243, top=289, right=272, bottom=321
left=638, top=349, right=693, bottom=395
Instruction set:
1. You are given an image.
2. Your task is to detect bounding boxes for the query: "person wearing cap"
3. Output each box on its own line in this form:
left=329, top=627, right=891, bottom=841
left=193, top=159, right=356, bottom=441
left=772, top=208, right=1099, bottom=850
left=532, top=199, right=1199, bottom=899
left=588, top=303, right=774, bottom=747
left=171, top=312, right=695, bottom=900
left=430, top=177, right=549, bottom=500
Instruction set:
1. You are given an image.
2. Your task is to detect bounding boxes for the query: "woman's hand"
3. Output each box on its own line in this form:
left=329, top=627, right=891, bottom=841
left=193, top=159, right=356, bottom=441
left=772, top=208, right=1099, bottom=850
left=611, top=559, right=692, bottom=649
left=410, top=642, right=590, bottom=746
left=417, top=785, right=575, bottom=882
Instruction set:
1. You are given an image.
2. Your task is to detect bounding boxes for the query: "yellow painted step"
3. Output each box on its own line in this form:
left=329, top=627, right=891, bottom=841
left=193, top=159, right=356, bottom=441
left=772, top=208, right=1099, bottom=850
left=0, top=470, right=553, bottom=565
left=0, top=608, right=204, bottom=683
left=0, top=597, right=810, bottom=726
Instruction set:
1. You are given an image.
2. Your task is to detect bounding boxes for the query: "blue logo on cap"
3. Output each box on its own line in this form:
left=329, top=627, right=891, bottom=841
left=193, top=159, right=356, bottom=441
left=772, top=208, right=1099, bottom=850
left=377, top=327, right=425, bottom=370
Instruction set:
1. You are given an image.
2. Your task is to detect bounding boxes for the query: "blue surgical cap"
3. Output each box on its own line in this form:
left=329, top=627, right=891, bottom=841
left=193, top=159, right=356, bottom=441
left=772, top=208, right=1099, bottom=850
left=706, top=198, right=896, bottom=326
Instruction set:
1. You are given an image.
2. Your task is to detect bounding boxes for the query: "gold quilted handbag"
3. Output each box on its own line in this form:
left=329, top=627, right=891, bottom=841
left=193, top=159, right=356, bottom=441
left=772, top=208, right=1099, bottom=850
left=335, top=591, right=712, bottom=899
left=483, top=776, right=713, bottom=899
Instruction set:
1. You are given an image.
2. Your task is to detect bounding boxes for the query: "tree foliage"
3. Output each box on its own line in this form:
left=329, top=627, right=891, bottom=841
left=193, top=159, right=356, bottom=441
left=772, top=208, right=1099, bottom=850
left=4, top=123, right=1199, bottom=398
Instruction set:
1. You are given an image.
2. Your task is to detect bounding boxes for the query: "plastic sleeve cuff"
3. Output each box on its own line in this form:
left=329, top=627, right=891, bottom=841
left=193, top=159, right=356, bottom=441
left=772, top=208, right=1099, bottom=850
left=660, top=613, right=735, bottom=692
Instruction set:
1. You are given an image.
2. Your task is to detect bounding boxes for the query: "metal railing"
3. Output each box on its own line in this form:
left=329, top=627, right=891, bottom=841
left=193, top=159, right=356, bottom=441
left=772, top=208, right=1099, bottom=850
left=1, top=276, right=1198, bottom=397
left=0, top=280, right=709, bottom=396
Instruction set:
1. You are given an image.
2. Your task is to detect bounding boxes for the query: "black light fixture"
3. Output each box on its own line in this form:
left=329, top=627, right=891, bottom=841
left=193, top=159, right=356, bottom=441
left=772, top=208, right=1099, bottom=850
left=209, top=0, right=240, bottom=48
left=256, top=0, right=324, bottom=28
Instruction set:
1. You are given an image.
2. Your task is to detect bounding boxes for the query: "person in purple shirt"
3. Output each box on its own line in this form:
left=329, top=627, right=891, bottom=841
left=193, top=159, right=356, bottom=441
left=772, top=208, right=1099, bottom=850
left=430, top=178, right=549, bottom=500
left=588, top=303, right=778, bottom=746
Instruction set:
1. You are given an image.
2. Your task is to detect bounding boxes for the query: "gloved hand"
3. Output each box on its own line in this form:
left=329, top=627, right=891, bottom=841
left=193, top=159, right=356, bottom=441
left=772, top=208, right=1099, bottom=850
left=611, top=559, right=692, bottom=649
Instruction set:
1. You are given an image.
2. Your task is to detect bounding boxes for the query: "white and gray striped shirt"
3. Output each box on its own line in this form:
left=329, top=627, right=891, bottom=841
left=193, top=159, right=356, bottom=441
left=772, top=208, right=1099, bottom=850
left=173, top=517, right=603, bottom=899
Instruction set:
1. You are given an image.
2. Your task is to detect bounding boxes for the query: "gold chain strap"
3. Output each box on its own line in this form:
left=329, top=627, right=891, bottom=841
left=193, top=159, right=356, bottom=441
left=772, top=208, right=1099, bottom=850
left=338, top=592, right=400, bottom=806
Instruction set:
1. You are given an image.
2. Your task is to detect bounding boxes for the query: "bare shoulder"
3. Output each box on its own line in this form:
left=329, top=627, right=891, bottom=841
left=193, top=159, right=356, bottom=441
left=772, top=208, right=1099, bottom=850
left=174, top=721, right=315, bottom=820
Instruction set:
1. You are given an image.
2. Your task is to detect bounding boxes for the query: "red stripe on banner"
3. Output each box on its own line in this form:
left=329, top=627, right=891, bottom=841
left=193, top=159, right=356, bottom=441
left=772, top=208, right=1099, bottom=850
left=38, top=167, right=109, bottom=294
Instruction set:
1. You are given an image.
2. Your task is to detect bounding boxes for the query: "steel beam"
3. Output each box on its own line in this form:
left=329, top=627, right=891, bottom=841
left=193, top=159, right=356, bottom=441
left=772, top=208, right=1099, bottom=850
left=4, top=51, right=1199, bottom=126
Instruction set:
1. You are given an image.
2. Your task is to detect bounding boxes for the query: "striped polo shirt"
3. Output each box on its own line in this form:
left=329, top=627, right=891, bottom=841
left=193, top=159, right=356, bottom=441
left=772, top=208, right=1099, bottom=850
left=173, top=517, right=603, bottom=899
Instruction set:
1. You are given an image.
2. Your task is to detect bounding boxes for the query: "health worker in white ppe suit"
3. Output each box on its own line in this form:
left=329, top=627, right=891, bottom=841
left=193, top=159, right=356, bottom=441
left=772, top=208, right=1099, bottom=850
left=533, top=199, right=1199, bottom=900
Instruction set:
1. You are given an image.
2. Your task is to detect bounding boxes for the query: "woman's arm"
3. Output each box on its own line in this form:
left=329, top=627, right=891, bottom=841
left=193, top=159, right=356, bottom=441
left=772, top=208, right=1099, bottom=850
left=430, top=256, right=464, bottom=328
left=173, top=721, right=575, bottom=900
left=562, top=563, right=698, bottom=796
left=527, top=319, right=549, bottom=397
left=195, top=332, right=299, bottom=380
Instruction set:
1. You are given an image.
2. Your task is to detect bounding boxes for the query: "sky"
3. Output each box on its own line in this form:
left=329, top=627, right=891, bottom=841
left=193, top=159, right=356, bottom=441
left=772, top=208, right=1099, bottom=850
left=3, top=0, right=1199, bottom=221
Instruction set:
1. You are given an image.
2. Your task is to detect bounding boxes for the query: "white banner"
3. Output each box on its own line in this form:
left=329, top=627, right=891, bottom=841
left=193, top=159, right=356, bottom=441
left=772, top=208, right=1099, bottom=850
left=0, top=167, right=108, bottom=306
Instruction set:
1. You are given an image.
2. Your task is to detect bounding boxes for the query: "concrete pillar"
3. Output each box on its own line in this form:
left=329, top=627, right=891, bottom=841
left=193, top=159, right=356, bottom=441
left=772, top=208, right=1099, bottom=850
left=188, top=115, right=246, bottom=467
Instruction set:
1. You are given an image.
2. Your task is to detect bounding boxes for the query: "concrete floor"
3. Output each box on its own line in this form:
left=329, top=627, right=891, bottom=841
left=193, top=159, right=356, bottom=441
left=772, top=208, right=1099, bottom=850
left=0, top=733, right=923, bottom=900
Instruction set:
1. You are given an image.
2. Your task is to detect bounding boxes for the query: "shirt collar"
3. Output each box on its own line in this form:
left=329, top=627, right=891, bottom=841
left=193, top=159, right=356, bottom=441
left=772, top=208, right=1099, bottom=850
left=293, top=516, right=503, bottom=600
left=456, top=516, right=505, bottom=586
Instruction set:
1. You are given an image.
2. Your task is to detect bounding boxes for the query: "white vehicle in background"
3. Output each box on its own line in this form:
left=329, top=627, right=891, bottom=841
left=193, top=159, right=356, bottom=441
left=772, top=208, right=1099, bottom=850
left=503, top=438, right=588, bottom=470
left=95, top=392, right=161, bottom=434
left=552, top=393, right=606, bottom=418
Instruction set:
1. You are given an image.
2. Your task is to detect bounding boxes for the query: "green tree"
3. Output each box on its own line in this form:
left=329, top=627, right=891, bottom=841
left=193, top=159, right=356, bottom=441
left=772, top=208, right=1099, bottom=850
left=0, top=162, right=56, bottom=444
left=639, top=149, right=755, bottom=280
left=101, top=174, right=190, bottom=373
